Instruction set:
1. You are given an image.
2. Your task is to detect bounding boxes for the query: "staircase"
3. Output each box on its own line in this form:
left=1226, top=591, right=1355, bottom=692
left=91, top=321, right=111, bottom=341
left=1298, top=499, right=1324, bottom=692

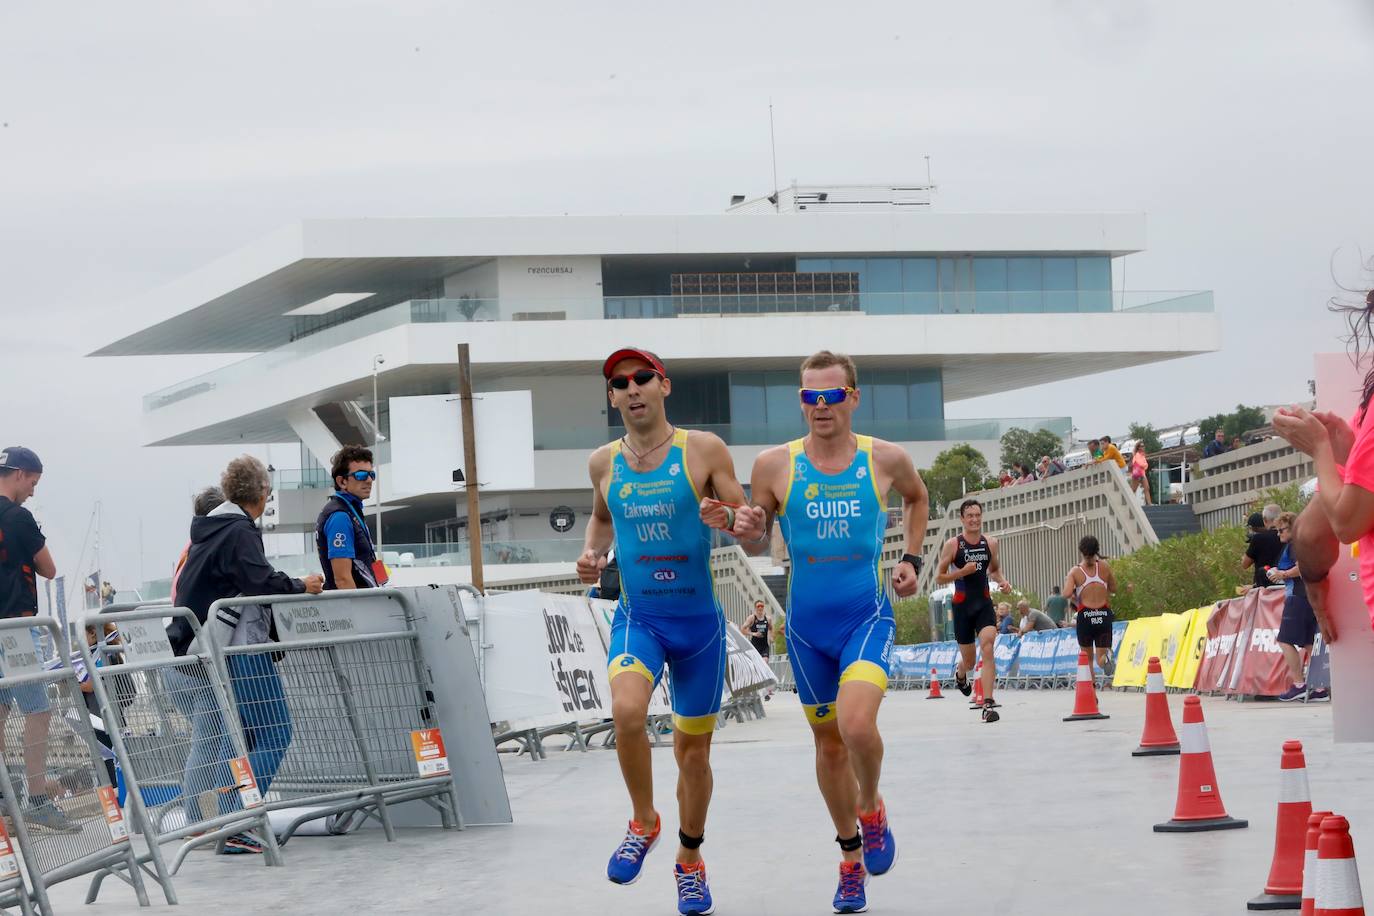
left=762, top=573, right=789, bottom=608
left=1143, top=504, right=1202, bottom=541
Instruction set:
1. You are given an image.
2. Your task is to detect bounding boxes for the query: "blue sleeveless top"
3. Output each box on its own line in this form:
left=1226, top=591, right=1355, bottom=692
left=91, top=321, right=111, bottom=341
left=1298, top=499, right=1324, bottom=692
left=778, top=435, right=892, bottom=630
left=605, top=428, right=721, bottom=619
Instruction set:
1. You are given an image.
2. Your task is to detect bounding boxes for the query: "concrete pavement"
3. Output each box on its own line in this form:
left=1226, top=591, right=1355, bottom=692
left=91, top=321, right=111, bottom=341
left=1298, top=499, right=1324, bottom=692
left=48, top=688, right=1374, bottom=915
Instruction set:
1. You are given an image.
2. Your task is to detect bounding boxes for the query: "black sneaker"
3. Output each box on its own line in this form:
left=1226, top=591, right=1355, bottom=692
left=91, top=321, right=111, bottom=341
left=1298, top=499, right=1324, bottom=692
left=954, top=670, right=972, bottom=697
left=981, top=701, right=1000, bottom=724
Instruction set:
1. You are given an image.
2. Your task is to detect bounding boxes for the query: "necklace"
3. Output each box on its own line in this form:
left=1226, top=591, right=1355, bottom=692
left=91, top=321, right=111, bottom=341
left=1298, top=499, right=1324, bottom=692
left=622, top=426, right=676, bottom=466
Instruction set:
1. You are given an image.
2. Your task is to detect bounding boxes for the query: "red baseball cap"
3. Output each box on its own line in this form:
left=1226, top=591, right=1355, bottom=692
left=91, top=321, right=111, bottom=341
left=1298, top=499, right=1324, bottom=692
left=602, top=347, right=667, bottom=380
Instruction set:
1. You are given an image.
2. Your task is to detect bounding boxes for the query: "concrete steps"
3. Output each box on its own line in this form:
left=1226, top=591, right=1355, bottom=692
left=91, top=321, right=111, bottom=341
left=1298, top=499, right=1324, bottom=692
left=1143, top=504, right=1202, bottom=541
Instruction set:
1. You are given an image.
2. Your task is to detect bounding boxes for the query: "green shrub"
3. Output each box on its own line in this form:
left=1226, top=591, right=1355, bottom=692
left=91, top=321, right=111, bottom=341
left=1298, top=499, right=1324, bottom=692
left=1112, top=526, right=1249, bottom=619
left=893, top=597, right=933, bottom=645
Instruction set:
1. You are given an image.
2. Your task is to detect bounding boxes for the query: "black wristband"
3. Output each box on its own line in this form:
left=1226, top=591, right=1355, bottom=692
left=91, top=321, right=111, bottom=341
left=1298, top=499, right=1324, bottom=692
left=900, top=553, right=923, bottom=575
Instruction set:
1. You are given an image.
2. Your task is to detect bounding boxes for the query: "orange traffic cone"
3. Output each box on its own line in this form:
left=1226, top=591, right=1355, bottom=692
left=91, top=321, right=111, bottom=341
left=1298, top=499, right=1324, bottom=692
left=1133, top=656, right=1180, bottom=756
left=1302, top=810, right=1335, bottom=916
left=1064, top=650, right=1109, bottom=722
left=1314, top=815, right=1365, bottom=916
left=926, top=667, right=943, bottom=700
left=1249, top=740, right=1314, bottom=909
left=1154, top=695, right=1248, bottom=832
left=970, top=660, right=985, bottom=707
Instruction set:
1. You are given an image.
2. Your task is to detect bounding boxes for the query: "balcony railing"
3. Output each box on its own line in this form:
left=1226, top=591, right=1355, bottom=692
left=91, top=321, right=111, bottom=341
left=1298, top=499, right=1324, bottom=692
left=142, top=291, right=1211, bottom=412
left=537, top=416, right=1072, bottom=450
left=259, top=539, right=584, bottom=577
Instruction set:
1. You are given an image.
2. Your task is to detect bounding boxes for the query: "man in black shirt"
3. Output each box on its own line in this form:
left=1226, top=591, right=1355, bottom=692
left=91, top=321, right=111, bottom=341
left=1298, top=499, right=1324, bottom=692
left=0, top=446, right=77, bottom=833
left=1243, top=508, right=1283, bottom=589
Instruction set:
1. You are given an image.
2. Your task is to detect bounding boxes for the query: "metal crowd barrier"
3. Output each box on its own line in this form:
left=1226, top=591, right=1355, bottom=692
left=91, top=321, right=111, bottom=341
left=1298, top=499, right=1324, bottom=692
left=79, top=606, right=284, bottom=902
left=205, top=590, right=463, bottom=842
left=0, top=617, right=149, bottom=916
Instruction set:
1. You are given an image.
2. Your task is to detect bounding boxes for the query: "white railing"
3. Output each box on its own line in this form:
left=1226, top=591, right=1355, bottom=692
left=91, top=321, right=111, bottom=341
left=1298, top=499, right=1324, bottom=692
left=1183, top=438, right=1314, bottom=531
left=900, top=463, right=1158, bottom=601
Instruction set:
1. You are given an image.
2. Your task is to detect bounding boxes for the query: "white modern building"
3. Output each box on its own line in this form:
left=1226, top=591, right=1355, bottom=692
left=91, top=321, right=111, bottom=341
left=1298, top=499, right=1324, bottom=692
left=95, top=184, right=1219, bottom=574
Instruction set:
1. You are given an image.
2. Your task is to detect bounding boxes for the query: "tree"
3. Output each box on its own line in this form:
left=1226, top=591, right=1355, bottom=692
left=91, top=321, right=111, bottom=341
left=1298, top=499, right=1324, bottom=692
left=1197, top=404, right=1268, bottom=442
left=1128, top=422, right=1162, bottom=455
left=999, top=426, right=1065, bottom=473
left=922, top=444, right=994, bottom=515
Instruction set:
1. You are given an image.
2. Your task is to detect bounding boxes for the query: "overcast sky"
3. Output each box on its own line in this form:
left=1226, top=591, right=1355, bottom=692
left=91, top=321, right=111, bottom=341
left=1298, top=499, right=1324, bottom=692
left=2, top=0, right=1372, bottom=597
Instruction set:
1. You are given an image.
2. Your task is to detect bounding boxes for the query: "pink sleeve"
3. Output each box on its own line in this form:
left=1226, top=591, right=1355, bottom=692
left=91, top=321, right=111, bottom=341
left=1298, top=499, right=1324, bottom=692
left=1343, top=410, right=1374, bottom=493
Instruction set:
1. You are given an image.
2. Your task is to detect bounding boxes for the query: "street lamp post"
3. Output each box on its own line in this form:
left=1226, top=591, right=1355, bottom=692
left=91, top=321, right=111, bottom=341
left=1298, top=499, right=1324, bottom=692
left=372, top=354, right=385, bottom=551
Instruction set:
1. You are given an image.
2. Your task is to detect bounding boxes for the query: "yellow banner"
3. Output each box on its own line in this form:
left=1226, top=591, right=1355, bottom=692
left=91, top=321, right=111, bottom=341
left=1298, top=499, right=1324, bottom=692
left=1112, top=617, right=1163, bottom=688
left=1167, top=605, right=1215, bottom=689
left=1156, top=610, right=1194, bottom=680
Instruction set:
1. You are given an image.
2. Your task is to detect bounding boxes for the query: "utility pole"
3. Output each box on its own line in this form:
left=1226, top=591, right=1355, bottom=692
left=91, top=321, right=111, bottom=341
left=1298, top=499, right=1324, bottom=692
left=372, top=354, right=386, bottom=550
left=458, top=344, right=484, bottom=592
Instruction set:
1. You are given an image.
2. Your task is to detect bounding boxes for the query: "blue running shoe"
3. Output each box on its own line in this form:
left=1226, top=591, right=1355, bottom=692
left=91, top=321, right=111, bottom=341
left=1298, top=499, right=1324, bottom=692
left=606, top=815, right=660, bottom=885
left=833, top=861, right=868, bottom=914
left=674, top=862, right=715, bottom=915
left=858, top=802, right=897, bottom=876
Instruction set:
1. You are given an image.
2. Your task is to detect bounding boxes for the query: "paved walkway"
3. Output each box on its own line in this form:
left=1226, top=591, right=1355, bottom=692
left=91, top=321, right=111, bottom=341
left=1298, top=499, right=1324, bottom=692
left=48, top=689, right=1374, bottom=915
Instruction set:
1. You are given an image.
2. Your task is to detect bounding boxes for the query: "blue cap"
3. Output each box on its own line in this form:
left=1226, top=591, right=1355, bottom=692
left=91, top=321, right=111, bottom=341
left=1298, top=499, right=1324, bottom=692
left=0, top=447, right=42, bottom=473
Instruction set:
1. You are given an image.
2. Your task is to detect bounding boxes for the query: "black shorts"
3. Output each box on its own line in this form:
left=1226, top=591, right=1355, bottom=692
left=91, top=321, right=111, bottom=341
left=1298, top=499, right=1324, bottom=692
left=953, top=597, right=997, bottom=645
left=750, top=637, right=770, bottom=658
left=1076, top=607, right=1114, bottom=649
left=1277, top=592, right=1317, bottom=648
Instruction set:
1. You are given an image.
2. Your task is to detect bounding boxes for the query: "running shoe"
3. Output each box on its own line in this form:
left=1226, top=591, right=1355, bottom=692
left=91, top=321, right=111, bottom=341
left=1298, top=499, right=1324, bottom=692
left=953, top=669, right=972, bottom=697
left=981, top=700, right=1000, bottom=723
left=221, top=833, right=265, bottom=855
left=24, top=806, right=80, bottom=834
left=858, top=802, right=897, bottom=876
left=1307, top=688, right=1330, bottom=702
left=1103, top=655, right=1116, bottom=678
left=674, top=861, right=715, bottom=915
left=1276, top=684, right=1308, bottom=702
left=606, top=814, right=660, bottom=885
left=833, top=861, right=868, bottom=914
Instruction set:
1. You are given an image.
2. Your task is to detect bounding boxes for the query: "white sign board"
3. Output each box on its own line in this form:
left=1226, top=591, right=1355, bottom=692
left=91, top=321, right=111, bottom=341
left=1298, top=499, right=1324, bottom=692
left=272, top=595, right=409, bottom=643
left=389, top=392, right=536, bottom=497
left=0, top=627, right=45, bottom=679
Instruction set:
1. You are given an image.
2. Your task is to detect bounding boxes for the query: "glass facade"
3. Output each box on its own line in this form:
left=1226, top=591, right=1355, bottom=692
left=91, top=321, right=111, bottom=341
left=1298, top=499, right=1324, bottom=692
left=728, top=368, right=943, bottom=429
left=797, top=255, right=1113, bottom=314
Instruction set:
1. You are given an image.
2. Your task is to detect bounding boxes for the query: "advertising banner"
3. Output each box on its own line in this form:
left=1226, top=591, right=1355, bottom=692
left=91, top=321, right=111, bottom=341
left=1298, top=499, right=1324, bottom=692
left=1112, top=617, right=1162, bottom=688
left=1196, top=594, right=1251, bottom=693
left=992, top=634, right=1021, bottom=678
left=1226, top=587, right=1290, bottom=697
left=1155, top=611, right=1193, bottom=679
left=1047, top=628, right=1082, bottom=679
left=1168, top=606, right=1215, bottom=689
left=482, top=592, right=610, bottom=730
left=928, top=641, right=960, bottom=678
left=1015, top=631, right=1056, bottom=679
left=889, top=644, right=931, bottom=680
left=1111, top=620, right=1128, bottom=660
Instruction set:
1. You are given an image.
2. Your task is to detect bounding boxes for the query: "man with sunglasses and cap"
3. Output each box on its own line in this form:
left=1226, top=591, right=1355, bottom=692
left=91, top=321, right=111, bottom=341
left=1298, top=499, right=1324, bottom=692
left=579, top=346, right=764, bottom=916
left=730, top=351, right=929, bottom=914
left=316, top=445, right=388, bottom=590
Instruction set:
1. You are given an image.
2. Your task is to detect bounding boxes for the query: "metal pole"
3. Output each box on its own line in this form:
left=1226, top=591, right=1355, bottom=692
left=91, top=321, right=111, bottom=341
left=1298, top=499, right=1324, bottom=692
left=458, top=344, right=484, bottom=592
left=373, top=354, right=384, bottom=551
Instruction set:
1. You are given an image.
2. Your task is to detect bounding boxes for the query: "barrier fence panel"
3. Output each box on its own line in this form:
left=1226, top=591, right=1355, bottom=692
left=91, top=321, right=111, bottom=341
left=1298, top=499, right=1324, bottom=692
left=0, top=617, right=151, bottom=915
left=79, top=606, right=283, bottom=901
left=207, top=590, right=463, bottom=842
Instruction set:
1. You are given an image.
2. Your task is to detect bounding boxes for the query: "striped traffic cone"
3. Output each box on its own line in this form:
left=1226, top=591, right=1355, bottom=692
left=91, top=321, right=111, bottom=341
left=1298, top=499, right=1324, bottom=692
left=1303, top=810, right=1335, bottom=916
left=1314, top=815, right=1364, bottom=916
left=1064, top=650, right=1109, bottom=721
left=970, top=660, right=984, bottom=708
left=926, top=667, right=943, bottom=699
left=1249, top=740, right=1314, bottom=909
left=1154, top=695, right=1248, bottom=832
left=1133, top=656, right=1181, bottom=756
